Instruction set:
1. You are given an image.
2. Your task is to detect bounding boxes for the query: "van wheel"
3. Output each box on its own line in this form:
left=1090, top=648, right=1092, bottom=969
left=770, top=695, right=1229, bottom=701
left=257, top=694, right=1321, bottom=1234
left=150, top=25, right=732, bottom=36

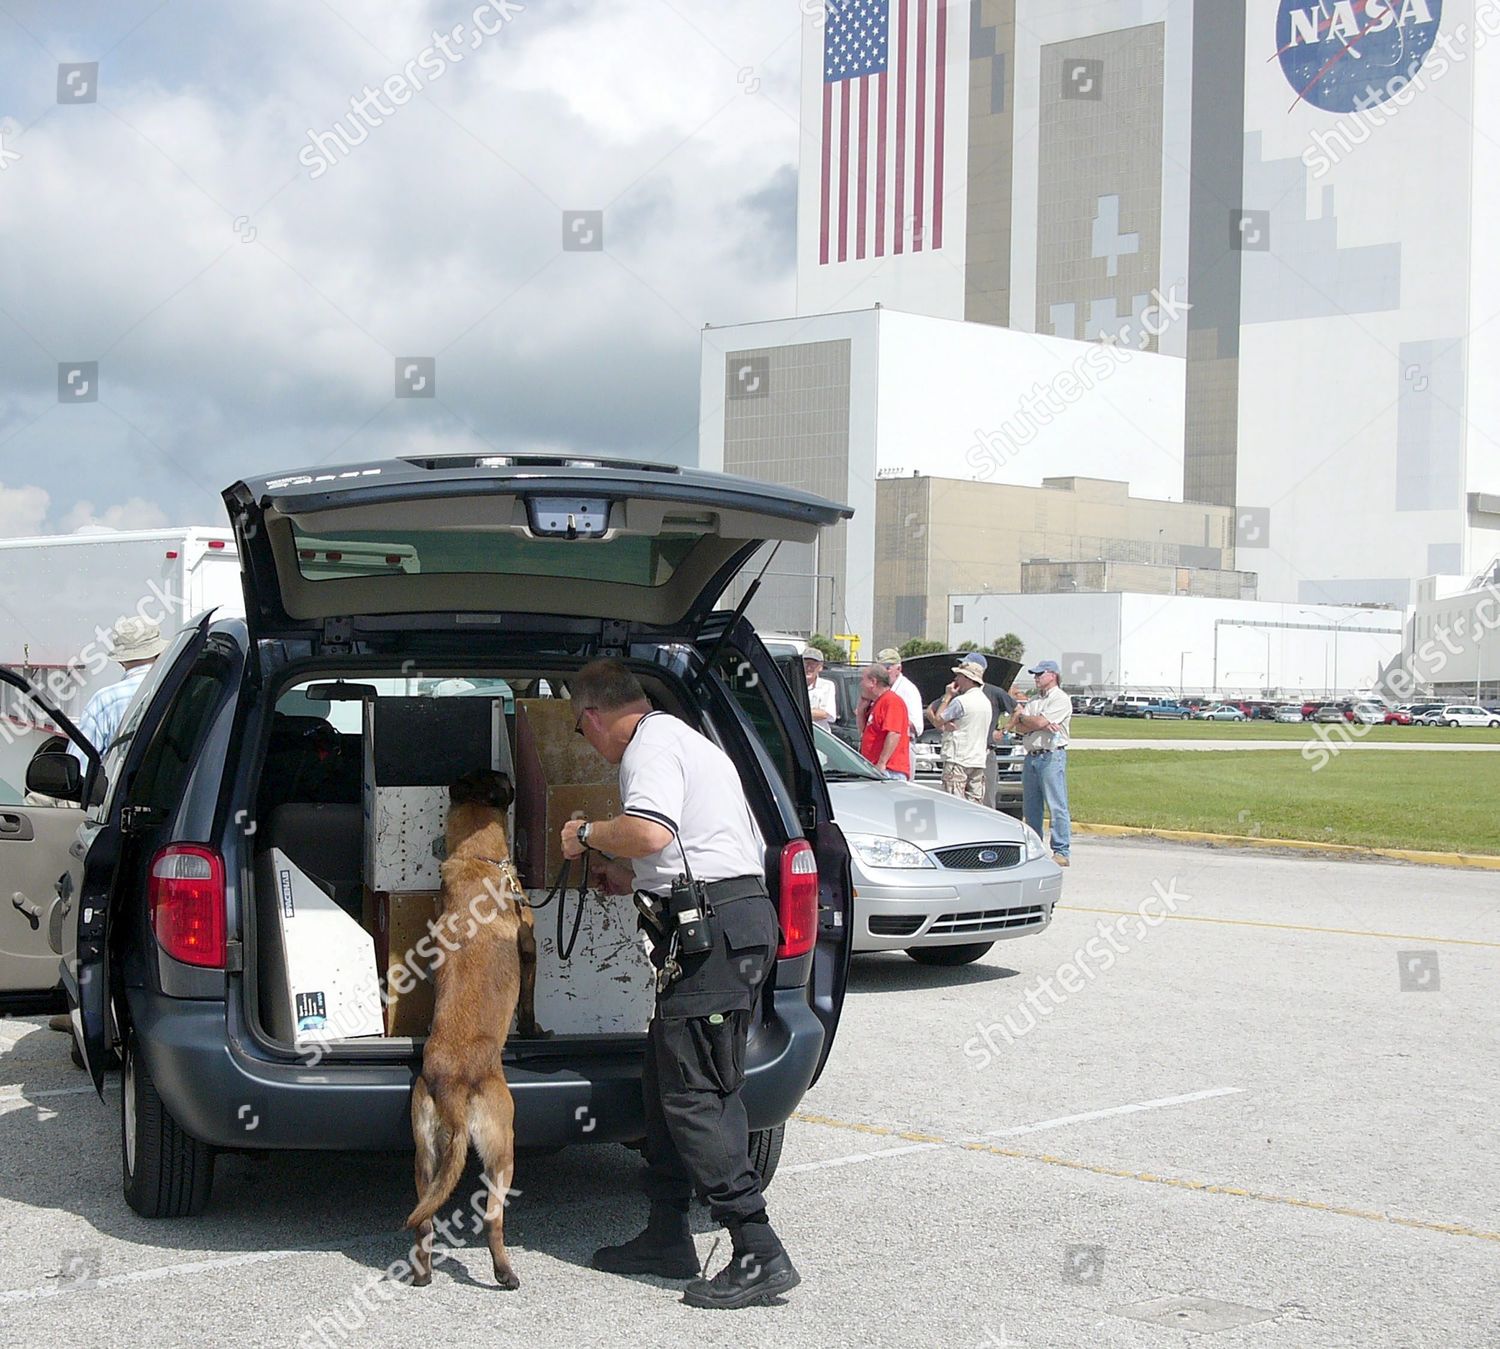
left=907, top=942, right=995, bottom=966
left=121, top=1032, right=215, bottom=1218
left=748, top=1124, right=785, bottom=1190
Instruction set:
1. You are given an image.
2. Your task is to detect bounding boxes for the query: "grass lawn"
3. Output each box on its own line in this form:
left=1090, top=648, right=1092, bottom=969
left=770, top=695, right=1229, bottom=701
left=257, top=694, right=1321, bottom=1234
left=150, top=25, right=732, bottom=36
left=1069, top=750, right=1500, bottom=855
left=1069, top=716, right=1500, bottom=745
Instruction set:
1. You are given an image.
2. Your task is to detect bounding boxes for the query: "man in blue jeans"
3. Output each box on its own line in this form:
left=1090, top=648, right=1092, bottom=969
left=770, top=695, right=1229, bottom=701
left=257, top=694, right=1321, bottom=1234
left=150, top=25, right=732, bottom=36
left=1006, top=659, right=1072, bottom=867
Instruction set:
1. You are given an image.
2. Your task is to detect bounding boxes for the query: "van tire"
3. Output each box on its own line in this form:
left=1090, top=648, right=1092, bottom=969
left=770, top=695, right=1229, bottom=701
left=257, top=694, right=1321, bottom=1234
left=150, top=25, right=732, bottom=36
left=121, top=1032, right=215, bottom=1218
left=906, top=942, right=995, bottom=966
left=749, top=1124, right=785, bottom=1190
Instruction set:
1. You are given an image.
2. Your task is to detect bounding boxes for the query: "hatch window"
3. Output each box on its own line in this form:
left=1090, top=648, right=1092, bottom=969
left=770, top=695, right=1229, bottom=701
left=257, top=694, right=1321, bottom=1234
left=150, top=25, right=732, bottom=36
left=289, top=525, right=703, bottom=587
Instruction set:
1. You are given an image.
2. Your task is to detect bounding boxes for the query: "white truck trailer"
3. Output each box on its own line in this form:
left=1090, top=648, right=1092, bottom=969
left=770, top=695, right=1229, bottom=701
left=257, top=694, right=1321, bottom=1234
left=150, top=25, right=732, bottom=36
left=0, top=528, right=243, bottom=802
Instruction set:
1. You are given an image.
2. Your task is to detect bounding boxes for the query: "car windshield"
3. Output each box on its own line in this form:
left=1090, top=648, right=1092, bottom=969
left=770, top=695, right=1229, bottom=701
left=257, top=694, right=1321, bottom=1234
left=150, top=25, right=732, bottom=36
left=813, top=724, right=883, bottom=781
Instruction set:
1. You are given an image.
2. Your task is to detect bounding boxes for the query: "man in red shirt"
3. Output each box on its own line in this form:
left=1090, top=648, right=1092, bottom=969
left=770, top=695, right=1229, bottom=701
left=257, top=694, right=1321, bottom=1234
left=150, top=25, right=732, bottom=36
left=856, top=663, right=912, bottom=780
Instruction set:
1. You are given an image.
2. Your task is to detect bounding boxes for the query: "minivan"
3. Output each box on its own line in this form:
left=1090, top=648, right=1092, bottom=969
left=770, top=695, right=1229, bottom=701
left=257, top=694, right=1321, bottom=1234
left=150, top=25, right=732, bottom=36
left=2, top=455, right=855, bottom=1217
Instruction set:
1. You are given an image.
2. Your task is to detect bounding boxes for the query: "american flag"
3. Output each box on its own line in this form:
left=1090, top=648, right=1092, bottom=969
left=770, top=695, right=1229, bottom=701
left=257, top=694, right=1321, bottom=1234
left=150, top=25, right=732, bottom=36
left=819, top=0, right=948, bottom=265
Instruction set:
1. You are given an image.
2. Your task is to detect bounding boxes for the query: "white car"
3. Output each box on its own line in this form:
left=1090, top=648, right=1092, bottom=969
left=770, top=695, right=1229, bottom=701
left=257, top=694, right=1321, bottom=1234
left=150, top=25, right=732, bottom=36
left=1350, top=702, right=1386, bottom=725
left=814, top=726, right=1062, bottom=965
left=1273, top=705, right=1304, bottom=723
left=1433, top=704, right=1500, bottom=728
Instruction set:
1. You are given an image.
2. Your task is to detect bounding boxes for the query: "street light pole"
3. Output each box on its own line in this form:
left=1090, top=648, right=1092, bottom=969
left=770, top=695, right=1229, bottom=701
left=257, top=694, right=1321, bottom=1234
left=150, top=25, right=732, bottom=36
left=1179, top=651, right=1191, bottom=701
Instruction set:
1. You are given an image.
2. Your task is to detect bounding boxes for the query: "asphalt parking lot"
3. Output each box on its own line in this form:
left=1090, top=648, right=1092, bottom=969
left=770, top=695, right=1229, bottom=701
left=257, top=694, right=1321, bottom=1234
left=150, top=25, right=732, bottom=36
left=1, top=837, right=1495, bottom=1348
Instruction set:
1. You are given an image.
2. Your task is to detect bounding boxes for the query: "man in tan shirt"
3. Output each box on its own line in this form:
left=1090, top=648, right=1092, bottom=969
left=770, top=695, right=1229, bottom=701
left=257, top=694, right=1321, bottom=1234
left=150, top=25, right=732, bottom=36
left=1005, top=659, right=1072, bottom=866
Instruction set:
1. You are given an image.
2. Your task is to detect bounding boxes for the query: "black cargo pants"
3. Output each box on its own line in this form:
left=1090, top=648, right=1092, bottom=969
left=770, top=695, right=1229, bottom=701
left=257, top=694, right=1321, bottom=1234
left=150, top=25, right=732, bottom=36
left=641, top=881, right=778, bottom=1226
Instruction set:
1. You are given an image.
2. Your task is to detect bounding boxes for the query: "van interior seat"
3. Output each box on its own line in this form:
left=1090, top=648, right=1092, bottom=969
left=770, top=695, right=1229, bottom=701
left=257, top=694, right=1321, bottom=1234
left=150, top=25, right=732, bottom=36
left=258, top=803, right=364, bottom=919
left=258, top=713, right=361, bottom=817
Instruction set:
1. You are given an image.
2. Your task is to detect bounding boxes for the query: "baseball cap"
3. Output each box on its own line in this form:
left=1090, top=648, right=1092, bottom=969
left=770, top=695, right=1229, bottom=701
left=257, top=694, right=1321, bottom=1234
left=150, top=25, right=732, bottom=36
left=1027, top=659, right=1061, bottom=676
left=952, top=658, right=987, bottom=684
left=801, top=649, right=823, bottom=663
left=876, top=647, right=902, bottom=663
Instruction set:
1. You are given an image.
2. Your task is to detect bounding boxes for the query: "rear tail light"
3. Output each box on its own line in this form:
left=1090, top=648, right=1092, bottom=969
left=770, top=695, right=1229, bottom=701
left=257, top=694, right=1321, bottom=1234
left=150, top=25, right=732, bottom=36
left=777, top=839, right=819, bottom=959
left=148, top=845, right=226, bottom=968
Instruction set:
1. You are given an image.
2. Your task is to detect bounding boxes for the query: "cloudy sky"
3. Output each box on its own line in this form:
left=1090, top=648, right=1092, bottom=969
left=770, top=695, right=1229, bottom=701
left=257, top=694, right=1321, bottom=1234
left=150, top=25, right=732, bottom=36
left=0, top=0, right=806, bottom=536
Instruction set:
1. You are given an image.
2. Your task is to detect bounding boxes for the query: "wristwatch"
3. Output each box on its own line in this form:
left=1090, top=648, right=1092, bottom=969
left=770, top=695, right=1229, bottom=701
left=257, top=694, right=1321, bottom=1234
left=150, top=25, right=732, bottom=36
left=577, top=821, right=592, bottom=850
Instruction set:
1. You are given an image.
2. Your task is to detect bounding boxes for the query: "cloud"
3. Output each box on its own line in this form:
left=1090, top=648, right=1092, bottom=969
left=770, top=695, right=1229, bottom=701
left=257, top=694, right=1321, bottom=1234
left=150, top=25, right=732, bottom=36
left=0, top=483, right=50, bottom=538
left=61, top=497, right=171, bottom=533
left=0, top=0, right=803, bottom=528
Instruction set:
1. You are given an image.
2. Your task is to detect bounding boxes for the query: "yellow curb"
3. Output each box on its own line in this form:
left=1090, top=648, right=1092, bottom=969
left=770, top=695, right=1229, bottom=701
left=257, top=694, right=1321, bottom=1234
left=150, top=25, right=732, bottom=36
left=1070, top=822, right=1500, bottom=871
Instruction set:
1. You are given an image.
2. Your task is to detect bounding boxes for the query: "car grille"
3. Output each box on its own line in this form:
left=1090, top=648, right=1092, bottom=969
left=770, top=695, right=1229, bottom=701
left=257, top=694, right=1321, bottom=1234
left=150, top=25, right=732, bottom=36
left=868, top=915, right=924, bottom=937
left=932, top=842, right=1022, bottom=870
left=930, top=905, right=1047, bottom=935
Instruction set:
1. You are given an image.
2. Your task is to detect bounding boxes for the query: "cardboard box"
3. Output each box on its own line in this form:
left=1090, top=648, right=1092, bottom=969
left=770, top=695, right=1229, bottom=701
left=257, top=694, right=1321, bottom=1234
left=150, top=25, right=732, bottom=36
left=363, top=888, right=442, bottom=1037
left=362, top=696, right=514, bottom=891
left=257, top=848, right=383, bottom=1044
left=513, top=698, right=620, bottom=888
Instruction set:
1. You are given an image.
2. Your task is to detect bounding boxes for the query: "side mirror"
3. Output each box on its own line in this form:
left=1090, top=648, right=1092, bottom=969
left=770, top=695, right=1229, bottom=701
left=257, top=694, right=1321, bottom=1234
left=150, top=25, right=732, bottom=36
left=26, top=751, right=82, bottom=802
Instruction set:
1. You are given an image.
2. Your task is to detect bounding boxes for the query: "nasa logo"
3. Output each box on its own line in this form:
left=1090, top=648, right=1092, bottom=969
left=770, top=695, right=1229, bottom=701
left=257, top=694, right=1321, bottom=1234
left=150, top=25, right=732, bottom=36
left=1277, top=0, right=1442, bottom=113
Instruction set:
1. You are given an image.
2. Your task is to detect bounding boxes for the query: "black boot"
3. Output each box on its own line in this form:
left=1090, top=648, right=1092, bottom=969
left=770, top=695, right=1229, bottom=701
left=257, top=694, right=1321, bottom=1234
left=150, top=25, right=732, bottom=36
left=682, top=1214, right=799, bottom=1310
left=591, top=1204, right=699, bottom=1279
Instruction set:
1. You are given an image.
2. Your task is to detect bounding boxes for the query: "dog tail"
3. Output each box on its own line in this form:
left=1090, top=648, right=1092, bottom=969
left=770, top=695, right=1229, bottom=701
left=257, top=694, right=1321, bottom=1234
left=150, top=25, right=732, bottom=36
left=406, top=1088, right=471, bottom=1230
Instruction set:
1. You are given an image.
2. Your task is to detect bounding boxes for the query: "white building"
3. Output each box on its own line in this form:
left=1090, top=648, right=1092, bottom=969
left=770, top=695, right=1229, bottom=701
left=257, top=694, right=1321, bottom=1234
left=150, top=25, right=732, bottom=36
left=1405, top=559, right=1500, bottom=700
left=947, top=591, right=1406, bottom=701
left=700, top=303, right=1186, bottom=644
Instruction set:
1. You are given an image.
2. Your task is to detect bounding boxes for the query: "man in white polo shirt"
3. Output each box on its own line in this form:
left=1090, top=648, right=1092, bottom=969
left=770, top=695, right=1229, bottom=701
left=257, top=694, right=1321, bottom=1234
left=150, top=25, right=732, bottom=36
left=801, top=649, right=837, bottom=724
left=560, top=659, right=798, bottom=1310
left=1005, top=659, right=1072, bottom=866
left=876, top=647, right=924, bottom=742
left=926, top=657, right=992, bottom=805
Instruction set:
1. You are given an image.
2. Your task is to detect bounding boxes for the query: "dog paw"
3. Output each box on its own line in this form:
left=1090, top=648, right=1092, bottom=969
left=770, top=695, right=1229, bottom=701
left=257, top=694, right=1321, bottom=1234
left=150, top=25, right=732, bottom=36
left=494, top=1264, right=521, bottom=1291
left=516, top=1023, right=552, bottom=1040
left=411, top=1272, right=432, bottom=1288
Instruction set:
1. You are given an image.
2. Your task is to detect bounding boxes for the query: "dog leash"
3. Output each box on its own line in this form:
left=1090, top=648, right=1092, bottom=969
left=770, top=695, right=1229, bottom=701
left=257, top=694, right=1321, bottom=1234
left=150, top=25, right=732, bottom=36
left=524, top=851, right=590, bottom=962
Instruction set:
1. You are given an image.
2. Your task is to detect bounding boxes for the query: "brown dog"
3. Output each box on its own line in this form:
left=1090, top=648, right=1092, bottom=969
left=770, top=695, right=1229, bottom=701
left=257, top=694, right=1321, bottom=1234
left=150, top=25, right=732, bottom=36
left=406, top=768, right=540, bottom=1288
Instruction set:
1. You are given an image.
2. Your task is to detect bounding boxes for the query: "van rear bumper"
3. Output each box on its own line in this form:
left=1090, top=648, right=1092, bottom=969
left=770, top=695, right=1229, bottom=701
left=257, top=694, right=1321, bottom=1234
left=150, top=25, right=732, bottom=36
left=127, top=986, right=824, bottom=1152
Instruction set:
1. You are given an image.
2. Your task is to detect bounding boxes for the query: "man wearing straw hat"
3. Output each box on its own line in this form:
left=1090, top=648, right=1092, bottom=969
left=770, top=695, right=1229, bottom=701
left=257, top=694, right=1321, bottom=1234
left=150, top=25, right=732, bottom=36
left=926, top=657, right=992, bottom=805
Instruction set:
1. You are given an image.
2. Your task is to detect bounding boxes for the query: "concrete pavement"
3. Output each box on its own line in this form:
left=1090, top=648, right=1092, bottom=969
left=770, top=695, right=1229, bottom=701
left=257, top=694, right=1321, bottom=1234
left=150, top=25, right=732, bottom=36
left=0, top=838, right=1495, bottom=1347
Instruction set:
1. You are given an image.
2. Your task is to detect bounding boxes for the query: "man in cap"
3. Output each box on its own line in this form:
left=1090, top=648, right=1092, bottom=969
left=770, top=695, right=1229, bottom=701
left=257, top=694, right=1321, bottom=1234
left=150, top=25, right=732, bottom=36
left=875, top=647, right=924, bottom=742
left=926, top=658, right=993, bottom=805
left=856, top=663, right=912, bottom=780
left=1005, top=659, right=1072, bottom=866
left=801, top=650, right=837, bottom=724
left=69, top=617, right=169, bottom=769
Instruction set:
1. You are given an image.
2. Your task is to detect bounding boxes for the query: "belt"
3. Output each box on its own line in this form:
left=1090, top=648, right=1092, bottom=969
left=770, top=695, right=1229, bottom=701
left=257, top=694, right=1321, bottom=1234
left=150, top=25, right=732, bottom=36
left=1027, top=747, right=1065, bottom=756
left=637, top=875, right=766, bottom=912
left=703, top=875, right=768, bottom=904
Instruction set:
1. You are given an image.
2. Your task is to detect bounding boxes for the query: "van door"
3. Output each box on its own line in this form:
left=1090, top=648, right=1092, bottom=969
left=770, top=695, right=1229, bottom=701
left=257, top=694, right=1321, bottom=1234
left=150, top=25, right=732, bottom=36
left=0, top=670, right=102, bottom=1009
left=697, top=618, right=852, bottom=1081
left=71, top=619, right=212, bottom=1093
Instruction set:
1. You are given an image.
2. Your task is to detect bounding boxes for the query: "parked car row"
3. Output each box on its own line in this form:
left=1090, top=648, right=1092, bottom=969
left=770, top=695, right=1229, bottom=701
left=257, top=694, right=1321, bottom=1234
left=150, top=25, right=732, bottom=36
left=1073, top=694, right=1500, bottom=728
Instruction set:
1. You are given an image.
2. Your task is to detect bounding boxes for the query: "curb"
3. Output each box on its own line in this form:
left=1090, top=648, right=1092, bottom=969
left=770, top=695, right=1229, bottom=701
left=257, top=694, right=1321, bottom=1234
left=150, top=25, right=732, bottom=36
left=1071, top=822, right=1500, bottom=871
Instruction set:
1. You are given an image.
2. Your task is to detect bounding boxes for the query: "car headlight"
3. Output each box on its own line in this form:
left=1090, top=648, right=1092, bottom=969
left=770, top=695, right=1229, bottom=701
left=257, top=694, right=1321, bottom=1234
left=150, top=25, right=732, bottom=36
left=1021, top=823, right=1048, bottom=862
left=843, top=833, right=936, bottom=869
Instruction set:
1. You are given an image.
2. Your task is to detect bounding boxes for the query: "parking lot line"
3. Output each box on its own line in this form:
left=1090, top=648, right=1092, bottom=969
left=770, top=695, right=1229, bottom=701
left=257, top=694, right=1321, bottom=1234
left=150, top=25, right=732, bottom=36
left=1057, top=905, right=1500, bottom=949
left=0, top=1249, right=319, bottom=1306
left=983, top=1087, right=1245, bottom=1138
left=778, top=1141, right=946, bottom=1176
left=790, top=1112, right=1500, bottom=1245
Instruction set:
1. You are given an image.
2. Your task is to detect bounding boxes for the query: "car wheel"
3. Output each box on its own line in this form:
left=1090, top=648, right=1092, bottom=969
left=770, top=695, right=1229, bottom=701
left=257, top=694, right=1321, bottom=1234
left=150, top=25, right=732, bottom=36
left=121, top=1031, right=215, bottom=1218
left=1142, top=712, right=1153, bottom=720
left=748, top=1124, right=785, bottom=1189
left=907, top=942, right=995, bottom=967
left=1447, top=719, right=1460, bottom=728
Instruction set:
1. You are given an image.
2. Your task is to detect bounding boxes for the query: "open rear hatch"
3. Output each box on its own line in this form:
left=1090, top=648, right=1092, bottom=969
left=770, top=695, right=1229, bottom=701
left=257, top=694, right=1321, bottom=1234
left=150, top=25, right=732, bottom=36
left=223, top=454, right=852, bottom=644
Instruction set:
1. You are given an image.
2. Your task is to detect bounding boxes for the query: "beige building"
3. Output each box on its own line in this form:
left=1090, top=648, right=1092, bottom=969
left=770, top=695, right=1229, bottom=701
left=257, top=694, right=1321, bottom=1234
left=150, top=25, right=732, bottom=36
left=875, top=474, right=1246, bottom=647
